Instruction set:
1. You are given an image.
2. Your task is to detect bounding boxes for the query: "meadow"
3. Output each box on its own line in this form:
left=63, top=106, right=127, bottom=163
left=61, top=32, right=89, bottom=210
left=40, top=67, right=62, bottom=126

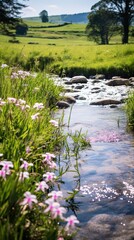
left=0, top=21, right=134, bottom=78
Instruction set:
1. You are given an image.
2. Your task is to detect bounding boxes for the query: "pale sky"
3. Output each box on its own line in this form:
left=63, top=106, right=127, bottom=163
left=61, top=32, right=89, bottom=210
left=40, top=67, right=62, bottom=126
left=21, top=0, right=98, bottom=17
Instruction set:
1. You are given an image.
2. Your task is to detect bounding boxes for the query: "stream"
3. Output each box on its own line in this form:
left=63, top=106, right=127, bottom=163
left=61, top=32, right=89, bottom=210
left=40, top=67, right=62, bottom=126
left=52, top=74, right=134, bottom=239
left=59, top=104, right=134, bottom=239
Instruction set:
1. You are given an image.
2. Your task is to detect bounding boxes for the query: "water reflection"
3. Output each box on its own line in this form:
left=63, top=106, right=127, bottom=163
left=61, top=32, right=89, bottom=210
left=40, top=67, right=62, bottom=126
left=57, top=104, right=134, bottom=238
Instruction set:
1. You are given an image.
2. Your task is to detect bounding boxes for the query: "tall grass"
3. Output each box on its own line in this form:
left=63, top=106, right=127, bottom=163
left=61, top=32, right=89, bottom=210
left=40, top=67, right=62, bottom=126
left=1, top=65, right=90, bottom=239
left=125, top=91, right=134, bottom=130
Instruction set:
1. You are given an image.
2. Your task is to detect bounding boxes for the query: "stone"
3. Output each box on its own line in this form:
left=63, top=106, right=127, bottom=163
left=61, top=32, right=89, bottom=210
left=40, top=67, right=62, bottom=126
left=64, top=95, right=76, bottom=104
left=90, top=99, right=121, bottom=105
left=74, top=214, right=134, bottom=240
left=106, top=78, right=130, bottom=86
left=71, top=76, right=88, bottom=84
left=78, top=96, right=86, bottom=100
left=75, top=85, right=84, bottom=89
left=56, top=101, right=70, bottom=109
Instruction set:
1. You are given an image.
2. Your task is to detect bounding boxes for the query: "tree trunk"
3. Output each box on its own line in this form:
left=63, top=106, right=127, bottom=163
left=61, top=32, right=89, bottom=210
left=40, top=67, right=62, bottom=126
left=122, top=0, right=129, bottom=44
left=122, top=16, right=129, bottom=44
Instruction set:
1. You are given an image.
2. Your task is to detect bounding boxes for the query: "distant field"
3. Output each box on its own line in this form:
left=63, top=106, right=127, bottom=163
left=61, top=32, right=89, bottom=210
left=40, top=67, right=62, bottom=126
left=0, top=21, right=134, bottom=77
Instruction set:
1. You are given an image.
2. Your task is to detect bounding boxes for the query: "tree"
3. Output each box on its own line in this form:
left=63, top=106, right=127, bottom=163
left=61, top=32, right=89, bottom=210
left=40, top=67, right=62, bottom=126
left=92, top=0, right=134, bottom=44
left=0, top=0, right=27, bottom=26
left=39, top=10, right=48, bottom=23
left=16, top=22, right=28, bottom=35
left=86, top=4, right=118, bottom=44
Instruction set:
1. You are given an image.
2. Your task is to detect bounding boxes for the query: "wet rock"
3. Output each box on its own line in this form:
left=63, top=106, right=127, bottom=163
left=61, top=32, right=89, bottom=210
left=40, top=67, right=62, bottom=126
left=64, top=81, right=73, bottom=85
left=74, top=214, right=134, bottom=240
left=106, top=78, right=130, bottom=86
left=91, top=90, right=101, bottom=94
left=90, top=99, right=121, bottom=105
left=92, top=79, right=101, bottom=84
left=75, top=85, right=84, bottom=89
left=129, top=77, right=134, bottom=82
left=78, top=96, right=86, bottom=100
left=110, top=105, right=118, bottom=108
left=64, top=95, right=76, bottom=104
left=56, top=101, right=70, bottom=109
left=71, top=76, right=88, bottom=84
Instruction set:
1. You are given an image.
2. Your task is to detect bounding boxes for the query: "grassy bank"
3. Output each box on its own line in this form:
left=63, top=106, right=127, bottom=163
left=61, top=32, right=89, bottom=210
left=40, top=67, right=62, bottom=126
left=1, top=64, right=90, bottom=239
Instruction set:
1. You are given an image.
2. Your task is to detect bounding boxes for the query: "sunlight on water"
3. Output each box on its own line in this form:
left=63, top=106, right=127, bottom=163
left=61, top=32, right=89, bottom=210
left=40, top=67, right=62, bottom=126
left=80, top=181, right=134, bottom=204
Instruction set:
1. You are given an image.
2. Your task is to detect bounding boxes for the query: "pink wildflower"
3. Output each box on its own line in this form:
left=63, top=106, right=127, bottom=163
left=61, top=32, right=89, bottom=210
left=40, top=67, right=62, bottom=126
left=0, top=100, right=6, bottom=106
left=33, top=102, right=44, bottom=110
left=1, top=63, right=8, bottom=68
left=26, top=146, right=31, bottom=154
left=65, top=215, right=79, bottom=231
left=20, top=159, right=33, bottom=170
left=49, top=119, right=58, bottom=127
left=42, top=152, right=55, bottom=162
left=43, top=172, right=56, bottom=182
left=48, top=191, right=63, bottom=201
left=31, top=113, right=40, bottom=120
left=7, top=97, right=17, bottom=104
left=20, top=191, right=38, bottom=209
left=36, top=181, right=49, bottom=192
left=0, top=160, right=13, bottom=174
left=19, top=171, right=29, bottom=181
left=45, top=199, right=66, bottom=219
left=0, top=169, right=6, bottom=179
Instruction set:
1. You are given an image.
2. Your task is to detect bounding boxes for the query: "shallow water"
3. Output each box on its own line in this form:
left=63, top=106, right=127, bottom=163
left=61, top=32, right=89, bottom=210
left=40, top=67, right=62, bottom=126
left=58, top=103, right=134, bottom=239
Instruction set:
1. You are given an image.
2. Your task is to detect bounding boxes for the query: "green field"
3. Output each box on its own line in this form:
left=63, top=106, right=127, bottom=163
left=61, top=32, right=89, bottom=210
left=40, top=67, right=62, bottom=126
left=0, top=21, right=134, bottom=77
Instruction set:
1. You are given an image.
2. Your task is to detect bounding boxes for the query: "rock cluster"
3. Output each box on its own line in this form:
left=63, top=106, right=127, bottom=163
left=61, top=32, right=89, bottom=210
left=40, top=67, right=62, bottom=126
left=53, top=75, right=134, bottom=108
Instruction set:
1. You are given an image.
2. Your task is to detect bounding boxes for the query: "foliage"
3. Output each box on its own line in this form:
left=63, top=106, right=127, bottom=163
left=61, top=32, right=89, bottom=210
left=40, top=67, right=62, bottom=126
left=39, top=10, right=49, bottom=23
left=92, top=0, right=134, bottom=44
left=0, top=65, right=83, bottom=239
left=0, top=0, right=27, bottom=31
left=16, top=22, right=28, bottom=35
left=125, top=91, right=134, bottom=130
left=86, top=4, right=118, bottom=44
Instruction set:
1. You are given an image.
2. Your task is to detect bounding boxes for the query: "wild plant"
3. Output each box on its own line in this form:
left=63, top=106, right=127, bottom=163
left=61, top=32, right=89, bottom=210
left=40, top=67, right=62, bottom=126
left=125, top=91, right=134, bottom=130
left=0, top=64, right=80, bottom=240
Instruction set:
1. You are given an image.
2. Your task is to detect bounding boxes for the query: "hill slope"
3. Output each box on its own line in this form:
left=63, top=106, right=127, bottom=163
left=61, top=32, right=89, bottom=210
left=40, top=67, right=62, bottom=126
left=23, top=12, right=89, bottom=24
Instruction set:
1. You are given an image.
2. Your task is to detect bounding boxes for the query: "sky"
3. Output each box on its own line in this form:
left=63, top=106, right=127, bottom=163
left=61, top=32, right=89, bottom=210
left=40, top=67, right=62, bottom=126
left=21, top=0, right=98, bottom=17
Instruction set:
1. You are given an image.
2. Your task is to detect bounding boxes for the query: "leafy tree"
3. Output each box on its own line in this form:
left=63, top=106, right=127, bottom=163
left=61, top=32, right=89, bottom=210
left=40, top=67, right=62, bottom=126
left=0, top=0, right=27, bottom=25
left=92, top=0, right=134, bottom=44
left=86, top=4, right=118, bottom=44
left=16, top=22, right=28, bottom=35
left=39, top=10, right=49, bottom=23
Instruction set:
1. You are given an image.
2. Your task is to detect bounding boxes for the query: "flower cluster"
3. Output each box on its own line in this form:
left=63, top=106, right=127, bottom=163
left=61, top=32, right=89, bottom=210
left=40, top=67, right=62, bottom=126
left=42, top=152, right=57, bottom=169
left=0, top=160, right=13, bottom=179
left=0, top=97, right=30, bottom=111
left=0, top=153, right=79, bottom=236
left=11, top=70, right=31, bottom=79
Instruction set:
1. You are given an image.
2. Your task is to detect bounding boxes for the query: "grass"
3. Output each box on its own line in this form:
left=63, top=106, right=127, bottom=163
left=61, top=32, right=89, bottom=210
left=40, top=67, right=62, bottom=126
left=0, top=21, right=134, bottom=77
left=0, top=65, right=90, bottom=239
left=125, top=91, right=134, bottom=130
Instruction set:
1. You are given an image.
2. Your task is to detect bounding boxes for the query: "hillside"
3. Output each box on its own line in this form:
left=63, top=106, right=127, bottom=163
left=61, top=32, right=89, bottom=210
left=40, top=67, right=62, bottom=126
left=23, top=12, right=89, bottom=24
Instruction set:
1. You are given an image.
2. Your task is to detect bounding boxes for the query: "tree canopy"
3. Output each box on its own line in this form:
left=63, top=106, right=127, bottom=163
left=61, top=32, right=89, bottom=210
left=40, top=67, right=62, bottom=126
left=91, top=0, right=134, bottom=43
left=86, top=4, right=118, bottom=44
left=0, top=0, right=27, bottom=26
left=39, top=10, right=49, bottom=23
